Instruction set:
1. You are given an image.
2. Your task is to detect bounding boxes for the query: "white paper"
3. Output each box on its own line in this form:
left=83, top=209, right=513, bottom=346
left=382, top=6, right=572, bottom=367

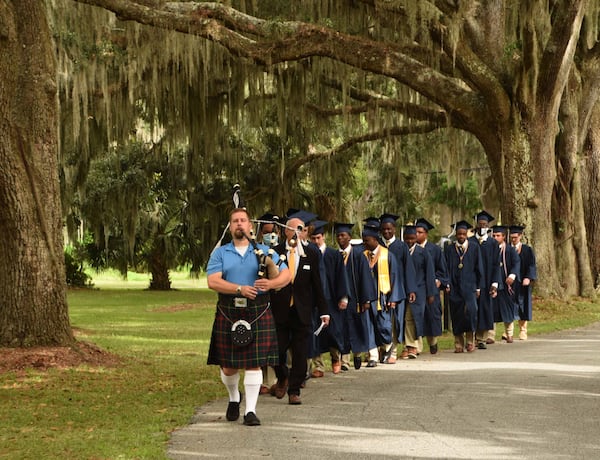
left=314, top=321, right=326, bottom=336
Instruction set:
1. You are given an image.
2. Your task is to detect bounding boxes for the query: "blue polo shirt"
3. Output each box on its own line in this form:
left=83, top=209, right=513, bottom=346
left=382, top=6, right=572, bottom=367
left=207, top=242, right=284, bottom=287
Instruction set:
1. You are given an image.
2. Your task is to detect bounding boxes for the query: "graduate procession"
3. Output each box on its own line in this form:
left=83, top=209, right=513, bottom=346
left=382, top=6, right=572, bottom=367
left=206, top=205, right=537, bottom=426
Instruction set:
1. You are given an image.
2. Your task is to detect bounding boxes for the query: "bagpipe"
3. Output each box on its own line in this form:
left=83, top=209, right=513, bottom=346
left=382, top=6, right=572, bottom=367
left=211, top=184, right=283, bottom=279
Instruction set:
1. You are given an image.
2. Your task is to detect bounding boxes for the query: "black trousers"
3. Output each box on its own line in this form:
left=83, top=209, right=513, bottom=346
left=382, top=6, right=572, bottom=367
left=273, top=305, right=310, bottom=396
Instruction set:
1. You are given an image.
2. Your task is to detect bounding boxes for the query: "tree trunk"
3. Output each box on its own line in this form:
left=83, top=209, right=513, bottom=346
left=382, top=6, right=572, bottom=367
left=148, top=236, right=171, bottom=290
left=554, top=79, right=595, bottom=297
left=583, top=105, right=600, bottom=288
left=497, top=110, right=561, bottom=298
left=553, top=83, right=583, bottom=296
left=0, top=1, right=74, bottom=346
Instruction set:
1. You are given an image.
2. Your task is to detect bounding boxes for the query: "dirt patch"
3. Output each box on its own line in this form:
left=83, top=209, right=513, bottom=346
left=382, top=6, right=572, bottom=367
left=151, top=303, right=202, bottom=313
left=0, top=340, right=121, bottom=375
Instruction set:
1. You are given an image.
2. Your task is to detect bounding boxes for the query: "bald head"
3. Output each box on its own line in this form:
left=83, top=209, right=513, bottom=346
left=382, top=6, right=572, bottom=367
left=285, top=218, right=306, bottom=243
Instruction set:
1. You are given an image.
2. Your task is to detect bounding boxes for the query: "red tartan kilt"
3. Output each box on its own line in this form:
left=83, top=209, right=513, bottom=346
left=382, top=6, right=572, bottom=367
left=207, top=301, right=279, bottom=369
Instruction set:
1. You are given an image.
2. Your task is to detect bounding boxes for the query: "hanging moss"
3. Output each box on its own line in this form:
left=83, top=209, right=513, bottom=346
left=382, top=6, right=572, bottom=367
left=47, top=0, right=538, bottom=267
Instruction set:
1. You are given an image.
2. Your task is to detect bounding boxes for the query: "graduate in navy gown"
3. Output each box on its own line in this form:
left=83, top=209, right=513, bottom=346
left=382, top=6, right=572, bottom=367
left=415, top=218, right=449, bottom=354
left=491, top=225, right=521, bottom=343
left=509, top=225, right=537, bottom=340
left=468, top=210, right=501, bottom=349
left=309, top=221, right=350, bottom=374
left=362, top=220, right=404, bottom=366
left=335, top=222, right=377, bottom=370
left=379, top=213, right=416, bottom=363
left=444, top=220, right=485, bottom=353
left=401, top=225, right=437, bottom=359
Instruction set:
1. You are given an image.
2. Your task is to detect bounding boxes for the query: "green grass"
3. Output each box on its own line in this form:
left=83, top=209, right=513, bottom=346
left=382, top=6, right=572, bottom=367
left=87, top=268, right=207, bottom=290
left=1, top=284, right=220, bottom=460
left=0, top=275, right=599, bottom=459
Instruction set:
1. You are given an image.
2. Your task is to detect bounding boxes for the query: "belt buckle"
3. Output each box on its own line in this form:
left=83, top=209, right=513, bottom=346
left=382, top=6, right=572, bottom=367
left=234, top=297, right=247, bottom=308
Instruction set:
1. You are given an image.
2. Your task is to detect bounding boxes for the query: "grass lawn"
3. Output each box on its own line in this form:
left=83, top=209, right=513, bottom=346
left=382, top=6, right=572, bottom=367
left=0, top=273, right=599, bottom=459
left=1, top=280, right=218, bottom=460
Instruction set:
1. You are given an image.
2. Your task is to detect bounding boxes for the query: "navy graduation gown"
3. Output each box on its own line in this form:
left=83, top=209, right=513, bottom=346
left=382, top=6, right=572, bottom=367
left=468, top=235, right=502, bottom=331
left=408, top=244, right=438, bottom=337
left=423, top=241, right=449, bottom=337
left=344, top=245, right=377, bottom=353
left=444, top=241, right=484, bottom=335
left=365, top=246, right=404, bottom=346
left=493, top=244, right=521, bottom=323
left=313, top=246, right=350, bottom=355
left=516, top=243, right=537, bottom=321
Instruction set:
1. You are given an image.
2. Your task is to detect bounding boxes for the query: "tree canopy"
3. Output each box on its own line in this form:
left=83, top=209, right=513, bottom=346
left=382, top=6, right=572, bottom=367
left=62, top=0, right=599, bottom=297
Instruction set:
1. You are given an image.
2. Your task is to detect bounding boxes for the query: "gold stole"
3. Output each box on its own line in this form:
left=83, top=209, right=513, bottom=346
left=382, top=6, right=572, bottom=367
left=364, top=246, right=392, bottom=310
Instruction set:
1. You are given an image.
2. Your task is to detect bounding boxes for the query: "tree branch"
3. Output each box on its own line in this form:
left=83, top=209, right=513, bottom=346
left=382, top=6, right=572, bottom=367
left=73, top=0, right=481, bottom=122
left=285, top=123, right=440, bottom=176
left=538, top=0, right=587, bottom=113
left=313, top=76, right=453, bottom=126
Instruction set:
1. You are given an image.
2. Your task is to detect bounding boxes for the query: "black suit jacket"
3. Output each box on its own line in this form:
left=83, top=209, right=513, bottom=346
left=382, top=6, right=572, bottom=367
left=270, top=242, right=328, bottom=327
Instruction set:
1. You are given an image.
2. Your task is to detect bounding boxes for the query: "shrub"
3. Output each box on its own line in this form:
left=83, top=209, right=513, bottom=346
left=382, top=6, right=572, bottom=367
left=64, top=245, right=93, bottom=287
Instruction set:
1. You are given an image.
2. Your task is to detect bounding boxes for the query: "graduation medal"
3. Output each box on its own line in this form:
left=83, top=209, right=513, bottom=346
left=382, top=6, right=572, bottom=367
left=455, top=244, right=468, bottom=270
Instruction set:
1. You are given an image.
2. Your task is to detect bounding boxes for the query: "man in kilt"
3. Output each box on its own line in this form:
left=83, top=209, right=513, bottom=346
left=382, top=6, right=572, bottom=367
left=207, top=208, right=291, bottom=426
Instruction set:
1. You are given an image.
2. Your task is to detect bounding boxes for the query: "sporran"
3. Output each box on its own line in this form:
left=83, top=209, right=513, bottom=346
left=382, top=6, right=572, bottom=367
left=230, top=319, right=254, bottom=347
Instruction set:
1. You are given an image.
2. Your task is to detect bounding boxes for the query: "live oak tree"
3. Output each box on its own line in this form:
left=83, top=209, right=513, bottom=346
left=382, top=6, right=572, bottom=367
left=67, top=0, right=599, bottom=298
left=0, top=1, right=73, bottom=346
left=1, top=1, right=599, bottom=346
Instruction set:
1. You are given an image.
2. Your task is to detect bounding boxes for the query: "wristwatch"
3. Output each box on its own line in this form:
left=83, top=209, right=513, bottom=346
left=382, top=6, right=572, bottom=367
left=236, top=285, right=242, bottom=295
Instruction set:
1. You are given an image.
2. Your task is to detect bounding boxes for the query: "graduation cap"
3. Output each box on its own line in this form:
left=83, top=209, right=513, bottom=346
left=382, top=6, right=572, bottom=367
left=474, top=210, right=495, bottom=223
left=363, top=216, right=381, bottom=228
left=310, top=220, right=329, bottom=235
left=285, top=208, right=300, bottom=218
left=491, top=224, right=508, bottom=233
left=258, top=212, right=280, bottom=223
left=379, top=213, right=399, bottom=225
left=362, top=225, right=380, bottom=238
left=415, top=218, right=434, bottom=231
left=333, top=222, right=354, bottom=235
left=287, top=210, right=318, bottom=225
left=451, top=220, right=473, bottom=230
left=509, top=225, right=525, bottom=235
left=403, top=225, right=417, bottom=235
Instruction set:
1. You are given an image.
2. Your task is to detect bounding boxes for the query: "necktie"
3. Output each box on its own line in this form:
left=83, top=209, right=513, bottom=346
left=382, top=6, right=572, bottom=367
left=341, top=250, right=348, bottom=264
left=368, top=251, right=376, bottom=267
left=289, top=247, right=296, bottom=281
left=288, top=247, right=296, bottom=307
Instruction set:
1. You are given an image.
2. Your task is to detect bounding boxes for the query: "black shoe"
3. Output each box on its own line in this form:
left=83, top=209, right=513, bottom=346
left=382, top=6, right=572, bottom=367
left=477, top=342, right=487, bottom=350
left=226, top=392, right=243, bottom=421
left=366, top=360, right=377, bottom=368
left=381, top=347, right=393, bottom=363
left=430, top=344, right=438, bottom=355
left=353, top=356, right=362, bottom=370
left=341, top=364, right=349, bottom=372
left=243, top=411, right=261, bottom=426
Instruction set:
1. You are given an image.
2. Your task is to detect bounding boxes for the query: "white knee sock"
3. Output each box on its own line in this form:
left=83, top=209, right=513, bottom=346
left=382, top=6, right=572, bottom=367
left=243, top=369, right=263, bottom=415
left=220, top=369, right=240, bottom=402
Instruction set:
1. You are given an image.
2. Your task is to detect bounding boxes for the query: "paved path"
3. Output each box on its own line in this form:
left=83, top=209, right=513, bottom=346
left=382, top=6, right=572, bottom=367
left=168, top=324, right=600, bottom=459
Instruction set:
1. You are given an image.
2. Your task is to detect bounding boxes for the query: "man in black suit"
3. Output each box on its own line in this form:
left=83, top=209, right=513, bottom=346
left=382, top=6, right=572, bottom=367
left=270, top=212, right=330, bottom=405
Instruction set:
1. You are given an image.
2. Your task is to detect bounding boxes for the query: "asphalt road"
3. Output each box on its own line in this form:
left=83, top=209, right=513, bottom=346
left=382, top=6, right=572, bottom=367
left=168, top=323, right=600, bottom=459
